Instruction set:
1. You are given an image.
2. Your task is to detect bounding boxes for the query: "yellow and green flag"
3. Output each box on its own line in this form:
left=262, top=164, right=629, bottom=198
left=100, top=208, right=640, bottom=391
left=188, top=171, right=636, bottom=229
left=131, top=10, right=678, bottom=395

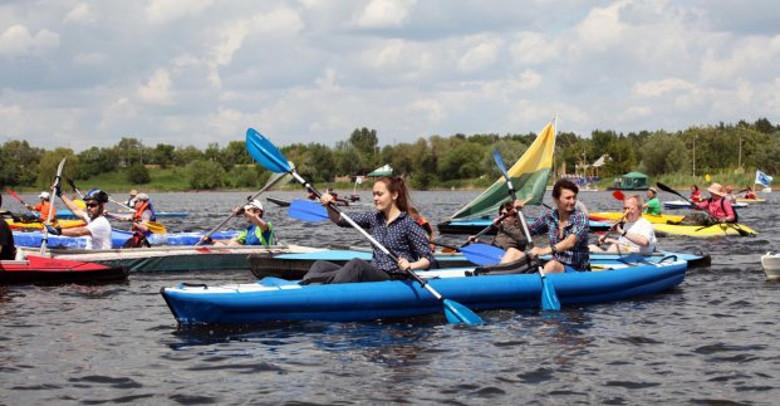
left=450, top=119, right=556, bottom=220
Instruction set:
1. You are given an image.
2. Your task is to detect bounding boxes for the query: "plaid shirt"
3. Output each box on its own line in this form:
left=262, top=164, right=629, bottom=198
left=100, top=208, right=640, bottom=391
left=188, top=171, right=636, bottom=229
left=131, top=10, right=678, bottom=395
left=528, top=208, right=590, bottom=270
left=337, top=211, right=434, bottom=273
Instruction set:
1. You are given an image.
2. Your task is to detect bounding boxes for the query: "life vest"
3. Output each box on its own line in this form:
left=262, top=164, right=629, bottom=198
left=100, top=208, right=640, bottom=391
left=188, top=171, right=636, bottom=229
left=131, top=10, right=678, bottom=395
left=415, top=215, right=436, bottom=250
left=243, top=223, right=275, bottom=246
left=132, top=201, right=157, bottom=236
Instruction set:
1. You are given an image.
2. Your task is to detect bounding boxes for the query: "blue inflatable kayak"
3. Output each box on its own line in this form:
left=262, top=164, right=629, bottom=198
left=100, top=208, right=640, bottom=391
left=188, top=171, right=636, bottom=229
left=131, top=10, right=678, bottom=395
left=438, top=217, right=611, bottom=234
left=12, top=230, right=238, bottom=249
left=247, top=249, right=709, bottom=280
left=56, top=210, right=189, bottom=220
left=161, top=259, right=688, bottom=325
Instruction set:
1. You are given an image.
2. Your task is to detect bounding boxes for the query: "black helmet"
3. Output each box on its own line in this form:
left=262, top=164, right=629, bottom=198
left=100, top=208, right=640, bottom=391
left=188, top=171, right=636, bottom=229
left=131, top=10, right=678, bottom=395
left=84, top=189, right=109, bottom=204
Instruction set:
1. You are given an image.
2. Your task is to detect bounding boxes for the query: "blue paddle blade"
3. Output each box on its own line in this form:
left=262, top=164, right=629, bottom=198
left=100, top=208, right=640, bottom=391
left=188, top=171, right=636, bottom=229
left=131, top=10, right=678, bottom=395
left=459, top=243, right=505, bottom=266
left=540, top=274, right=561, bottom=311
left=492, top=149, right=510, bottom=180
left=288, top=199, right=329, bottom=222
left=246, top=128, right=292, bottom=173
left=443, top=299, right=483, bottom=325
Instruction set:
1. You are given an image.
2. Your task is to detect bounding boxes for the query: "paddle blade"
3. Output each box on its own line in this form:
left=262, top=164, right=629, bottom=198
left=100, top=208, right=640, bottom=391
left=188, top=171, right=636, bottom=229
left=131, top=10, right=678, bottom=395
left=147, top=221, right=167, bottom=234
left=540, top=274, right=561, bottom=311
left=612, top=190, right=625, bottom=201
left=442, top=298, right=483, bottom=325
left=288, top=199, right=329, bottom=222
left=459, top=243, right=505, bottom=266
left=246, top=128, right=292, bottom=173
left=492, top=149, right=510, bottom=180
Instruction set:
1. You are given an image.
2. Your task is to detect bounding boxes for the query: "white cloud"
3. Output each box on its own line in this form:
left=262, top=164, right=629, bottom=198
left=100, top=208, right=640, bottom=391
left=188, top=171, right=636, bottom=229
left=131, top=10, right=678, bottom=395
left=64, top=3, right=96, bottom=25
left=0, top=25, right=60, bottom=56
left=457, top=35, right=502, bottom=73
left=354, top=0, right=417, bottom=28
left=145, top=0, right=215, bottom=24
left=634, top=78, right=695, bottom=97
left=137, top=68, right=174, bottom=105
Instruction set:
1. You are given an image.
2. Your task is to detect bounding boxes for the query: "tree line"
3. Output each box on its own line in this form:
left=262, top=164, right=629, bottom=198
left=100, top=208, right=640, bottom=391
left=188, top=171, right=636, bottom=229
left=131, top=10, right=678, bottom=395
left=1, top=118, right=778, bottom=190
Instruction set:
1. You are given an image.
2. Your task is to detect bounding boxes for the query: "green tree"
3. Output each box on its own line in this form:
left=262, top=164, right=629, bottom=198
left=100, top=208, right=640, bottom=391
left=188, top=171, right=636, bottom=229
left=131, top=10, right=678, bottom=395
left=0, top=140, right=43, bottom=187
left=640, top=132, right=686, bottom=176
left=438, top=142, right=486, bottom=181
left=75, top=146, right=119, bottom=179
left=126, top=164, right=151, bottom=184
left=349, top=127, right=378, bottom=156
left=185, top=159, right=225, bottom=189
left=36, top=148, right=76, bottom=189
left=173, top=146, right=204, bottom=166
left=151, top=144, right=176, bottom=169
left=114, top=137, right=145, bottom=167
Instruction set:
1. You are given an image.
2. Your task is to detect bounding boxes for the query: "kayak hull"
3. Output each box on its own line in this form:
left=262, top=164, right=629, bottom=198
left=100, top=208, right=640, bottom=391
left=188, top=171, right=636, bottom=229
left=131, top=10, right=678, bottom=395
left=5, top=218, right=86, bottom=231
left=438, top=217, right=611, bottom=234
left=21, top=244, right=324, bottom=273
left=12, top=230, right=239, bottom=249
left=0, top=255, right=129, bottom=285
left=589, top=212, right=685, bottom=224
left=161, top=260, right=688, bottom=325
left=248, top=249, right=708, bottom=280
left=652, top=223, right=757, bottom=238
left=55, top=210, right=189, bottom=220
left=663, top=200, right=748, bottom=209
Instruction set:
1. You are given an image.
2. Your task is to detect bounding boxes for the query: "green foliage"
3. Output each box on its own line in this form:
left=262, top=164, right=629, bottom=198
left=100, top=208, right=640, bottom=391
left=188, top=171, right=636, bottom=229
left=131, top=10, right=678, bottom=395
left=349, top=127, right=378, bottom=156
left=126, top=164, right=151, bottom=184
left=0, top=140, right=43, bottom=187
left=185, top=159, right=225, bottom=190
left=641, top=133, right=686, bottom=176
left=36, top=148, right=76, bottom=189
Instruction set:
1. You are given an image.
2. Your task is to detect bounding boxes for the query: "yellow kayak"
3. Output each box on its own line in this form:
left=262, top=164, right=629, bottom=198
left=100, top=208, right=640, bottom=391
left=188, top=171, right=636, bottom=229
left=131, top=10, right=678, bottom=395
left=735, top=198, right=765, bottom=203
left=589, top=212, right=685, bottom=225
left=652, top=222, right=757, bottom=238
left=5, top=218, right=86, bottom=231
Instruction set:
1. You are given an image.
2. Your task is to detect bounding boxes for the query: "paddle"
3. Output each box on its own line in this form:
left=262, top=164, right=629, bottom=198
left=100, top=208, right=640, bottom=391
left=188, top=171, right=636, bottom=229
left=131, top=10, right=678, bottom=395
left=69, top=178, right=133, bottom=211
left=247, top=128, right=482, bottom=325
left=656, top=182, right=749, bottom=237
left=196, top=171, right=289, bottom=245
left=612, top=190, right=625, bottom=201
left=6, top=189, right=31, bottom=208
left=492, top=149, right=561, bottom=311
left=40, top=158, right=66, bottom=254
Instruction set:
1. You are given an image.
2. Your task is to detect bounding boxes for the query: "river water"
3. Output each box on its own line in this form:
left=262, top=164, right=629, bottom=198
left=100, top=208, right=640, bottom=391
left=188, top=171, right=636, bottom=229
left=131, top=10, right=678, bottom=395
left=1, top=189, right=778, bottom=405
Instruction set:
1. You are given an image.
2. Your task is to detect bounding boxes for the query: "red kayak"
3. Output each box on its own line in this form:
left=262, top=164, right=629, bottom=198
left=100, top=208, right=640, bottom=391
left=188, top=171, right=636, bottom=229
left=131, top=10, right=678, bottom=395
left=0, top=255, right=129, bottom=285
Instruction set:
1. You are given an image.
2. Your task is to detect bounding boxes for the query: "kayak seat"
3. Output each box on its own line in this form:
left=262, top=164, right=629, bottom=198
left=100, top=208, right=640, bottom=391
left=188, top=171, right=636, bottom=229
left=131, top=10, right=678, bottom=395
left=472, top=256, right=541, bottom=276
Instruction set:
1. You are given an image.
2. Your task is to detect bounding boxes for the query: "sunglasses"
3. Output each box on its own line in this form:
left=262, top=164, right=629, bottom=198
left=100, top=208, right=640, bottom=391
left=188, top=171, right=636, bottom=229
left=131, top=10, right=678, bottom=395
left=85, top=203, right=99, bottom=208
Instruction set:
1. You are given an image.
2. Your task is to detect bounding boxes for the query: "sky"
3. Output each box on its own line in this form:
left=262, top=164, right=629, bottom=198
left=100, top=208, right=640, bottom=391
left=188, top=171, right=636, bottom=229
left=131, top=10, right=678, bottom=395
left=1, top=0, right=779, bottom=152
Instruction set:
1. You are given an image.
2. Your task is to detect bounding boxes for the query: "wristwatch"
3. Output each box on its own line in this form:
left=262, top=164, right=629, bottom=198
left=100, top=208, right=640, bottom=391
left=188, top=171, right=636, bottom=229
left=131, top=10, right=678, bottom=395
left=622, top=230, right=628, bottom=237
left=550, top=244, right=557, bottom=255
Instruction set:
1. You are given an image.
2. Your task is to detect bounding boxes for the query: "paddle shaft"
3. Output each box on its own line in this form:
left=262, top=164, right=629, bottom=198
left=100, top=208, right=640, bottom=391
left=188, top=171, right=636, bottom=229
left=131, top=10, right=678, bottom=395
left=464, top=210, right=514, bottom=247
left=6, top=189, right=30, bottom=207
left=197, top=172, right=287, bottom=244
left=41, top=158, right=66, bottom=254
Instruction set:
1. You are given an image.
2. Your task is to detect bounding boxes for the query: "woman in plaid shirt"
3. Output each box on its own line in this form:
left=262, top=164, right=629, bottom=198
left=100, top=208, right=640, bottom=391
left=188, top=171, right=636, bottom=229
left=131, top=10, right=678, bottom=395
left=515, top=179, right=590, bottom=273
left=301, top=176, right=434, bottom=284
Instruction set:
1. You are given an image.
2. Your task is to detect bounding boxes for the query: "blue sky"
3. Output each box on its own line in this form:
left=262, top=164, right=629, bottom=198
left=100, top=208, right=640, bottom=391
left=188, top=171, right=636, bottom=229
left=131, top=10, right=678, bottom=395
left=1, top=0, right=778, bottom=151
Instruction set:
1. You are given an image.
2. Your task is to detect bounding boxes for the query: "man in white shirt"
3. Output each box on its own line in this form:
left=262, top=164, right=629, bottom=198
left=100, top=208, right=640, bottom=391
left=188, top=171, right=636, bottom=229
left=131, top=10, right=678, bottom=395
left=47, top=188, right=113, bottom=250
left=590, top=194, right=656, bottom=255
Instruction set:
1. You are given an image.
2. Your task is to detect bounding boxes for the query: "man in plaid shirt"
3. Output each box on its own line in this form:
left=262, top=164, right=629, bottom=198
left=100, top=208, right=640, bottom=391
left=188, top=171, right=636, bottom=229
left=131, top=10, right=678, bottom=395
left=515, top=179, right=590, bottom=273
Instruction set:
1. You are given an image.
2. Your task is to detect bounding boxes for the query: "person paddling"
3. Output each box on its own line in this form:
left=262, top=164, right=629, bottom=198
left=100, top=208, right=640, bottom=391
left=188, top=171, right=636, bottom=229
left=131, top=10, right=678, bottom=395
left=107, top=193, right=156, bottom=247
left=300, top=176, right=433, bottom=284
left=690, top=185, right=702, bottom=202
left=24, top=191, right=57, bottom=222
left=201, top=199, right=275, bottom=247
left=642, top=186, right=662, bottom=215
left=677, top=183, right=736, bottom=226
left=468, top=202, right=529, bottom=264
left=590, top=194, right=657, bottom=255
left=513, top=179, right=590, bottom=273
left=46, top=188, right=112, bottom=250
left=744, top=186, right=757, bottom=200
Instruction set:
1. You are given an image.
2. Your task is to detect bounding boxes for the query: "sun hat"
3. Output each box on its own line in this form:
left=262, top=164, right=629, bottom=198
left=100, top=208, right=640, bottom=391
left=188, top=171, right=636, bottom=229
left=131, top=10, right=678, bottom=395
left=648, top=186, right=657, bottom=194
left=707, top=183, right=725, bottom=197
left=39, top=191, right=50, bottom=200
left=244, top=199, right=263, bottom=211
left=129, top=189, right=138, bottom=196
left=135, top=193, right=150, bottom=201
